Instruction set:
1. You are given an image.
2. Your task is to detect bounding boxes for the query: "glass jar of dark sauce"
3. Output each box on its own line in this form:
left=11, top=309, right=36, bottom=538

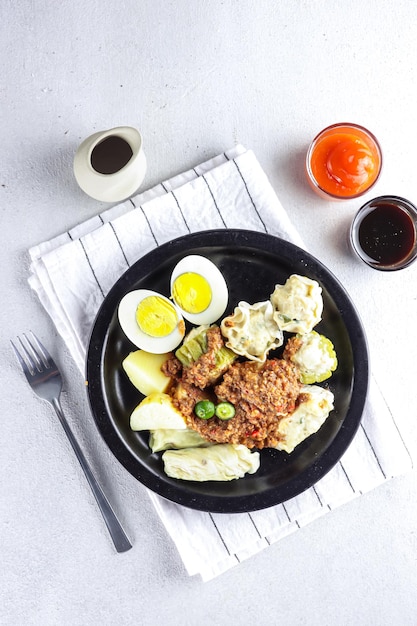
left=350, top=195, right=417, bottom=270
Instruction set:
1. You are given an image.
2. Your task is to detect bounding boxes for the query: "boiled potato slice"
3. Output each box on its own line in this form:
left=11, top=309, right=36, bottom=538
left=122, top=350, right=171, bottom=396
left=130, top=392, right=187, bottom=431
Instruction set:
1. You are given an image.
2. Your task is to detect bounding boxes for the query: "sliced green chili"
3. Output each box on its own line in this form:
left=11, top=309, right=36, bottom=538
left=215, top=402, right=236, bottom=420
left=194, top=400, right=215, bottom=420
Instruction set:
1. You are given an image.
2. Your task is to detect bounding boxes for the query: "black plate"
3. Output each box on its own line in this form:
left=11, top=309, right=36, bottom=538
left=86, top=230, right=369, bottom=513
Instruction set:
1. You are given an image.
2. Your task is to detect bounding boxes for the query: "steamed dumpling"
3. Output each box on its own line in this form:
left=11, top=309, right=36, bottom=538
left=271, top=274, right=323, bottom=334
left=275, top=385, right=334, bottom=453
left=283, top=331, right=338, bottom=384
left=220, top=300, right=284, bottom=362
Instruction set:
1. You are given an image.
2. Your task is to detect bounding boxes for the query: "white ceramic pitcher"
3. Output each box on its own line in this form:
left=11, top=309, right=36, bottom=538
left=73, top=126, right=147, bottom=202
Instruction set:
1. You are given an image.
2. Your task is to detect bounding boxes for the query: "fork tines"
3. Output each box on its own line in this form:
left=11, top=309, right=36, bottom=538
left=11, top=332, right=51, bottom=375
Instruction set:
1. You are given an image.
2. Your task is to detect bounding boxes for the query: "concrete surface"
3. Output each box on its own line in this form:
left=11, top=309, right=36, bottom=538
left=2, top=1, right=417, bottom=624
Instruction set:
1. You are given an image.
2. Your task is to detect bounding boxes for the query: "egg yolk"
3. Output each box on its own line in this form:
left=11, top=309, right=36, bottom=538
left=136, top=296, right=179, bottom=337
left=172, top=272, right=212, bottom=314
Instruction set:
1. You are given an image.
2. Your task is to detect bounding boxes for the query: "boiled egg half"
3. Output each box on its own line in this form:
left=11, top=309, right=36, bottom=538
left=118, top=289, right=185, bottom=353
left=170, top=255, right=228, bottom=325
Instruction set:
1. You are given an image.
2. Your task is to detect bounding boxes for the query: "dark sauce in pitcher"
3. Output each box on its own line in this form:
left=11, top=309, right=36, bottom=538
left=90, top=135, right=133, bottom=174
left=358, top=201, right=416, bottom=265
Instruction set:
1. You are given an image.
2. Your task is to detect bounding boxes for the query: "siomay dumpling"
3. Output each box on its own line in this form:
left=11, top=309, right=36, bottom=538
left=283, top=331, right=338, bottom=384
left=162, top=444, right=260, bottom=481
left=274, top=384, right=334, bottom=454
left=271, top=274, right=323, bottom=334
left=220, top=300, right=284, bottom=362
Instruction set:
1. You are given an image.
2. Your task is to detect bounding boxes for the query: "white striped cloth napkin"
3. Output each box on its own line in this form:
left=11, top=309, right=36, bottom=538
left=28, top=145, right=413, bottom=581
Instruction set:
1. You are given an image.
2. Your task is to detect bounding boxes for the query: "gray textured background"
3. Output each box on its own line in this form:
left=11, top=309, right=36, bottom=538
left=2, top=1, right=417, bottom=624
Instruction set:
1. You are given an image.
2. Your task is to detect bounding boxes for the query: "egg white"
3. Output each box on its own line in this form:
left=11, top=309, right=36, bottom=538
left=118, top=289, right=185, bottom=353
left=170, top=255, right=229, bottom=325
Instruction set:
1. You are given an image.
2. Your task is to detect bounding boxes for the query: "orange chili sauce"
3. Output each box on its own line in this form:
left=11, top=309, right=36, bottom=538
left=307, top=124, right=382, bottom=199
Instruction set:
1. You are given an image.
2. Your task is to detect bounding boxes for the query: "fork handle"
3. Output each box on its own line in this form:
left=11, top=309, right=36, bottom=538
left=52, top=398, right=132, bottom=553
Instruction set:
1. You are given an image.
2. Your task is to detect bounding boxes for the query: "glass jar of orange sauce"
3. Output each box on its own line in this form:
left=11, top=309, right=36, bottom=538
left=305, top=123, right=382, bottom=200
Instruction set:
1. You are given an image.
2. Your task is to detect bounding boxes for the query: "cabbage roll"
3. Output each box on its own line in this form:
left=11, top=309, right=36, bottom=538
left=149, top=428, right=211, bottom=453
left=175, top=325, right=237, bottom=382
left=162, top=444, right=260, bottom=481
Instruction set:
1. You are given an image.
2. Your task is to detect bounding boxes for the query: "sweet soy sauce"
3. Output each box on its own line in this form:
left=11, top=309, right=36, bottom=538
left=90, top=135, right=133, bottom=174
left=358, top=201, right=416, bottom=266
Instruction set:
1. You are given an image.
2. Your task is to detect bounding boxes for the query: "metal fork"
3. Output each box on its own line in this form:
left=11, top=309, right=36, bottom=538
left=11, top=332, right=132, bottom=553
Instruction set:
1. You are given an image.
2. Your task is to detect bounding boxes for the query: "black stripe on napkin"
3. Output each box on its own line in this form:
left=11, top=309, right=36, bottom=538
left=201, top=174, right=227, bottom=228
left=231, top=158, right=268, bottom=233
left=282, top=503, right=300, bottom=528
left=138, top=204, right=158, bottom=245
left=312, top=485, right=330, bottom=511
left=78, top=238, right=105, bottom=298
left=109, top=222, right=130, bottom=268
left=339, top=461, right=357, bottom=493
left=208, top=513, right=239, bottom=562
left=247, top=513, right=271, bottom=545
left=247, top=513, right=262, bottom=538
left=171, top=190, right=191, bottom=233
left=360, top=423, right=386, bottom=479
left=373, top=378, right=414, bottom=471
